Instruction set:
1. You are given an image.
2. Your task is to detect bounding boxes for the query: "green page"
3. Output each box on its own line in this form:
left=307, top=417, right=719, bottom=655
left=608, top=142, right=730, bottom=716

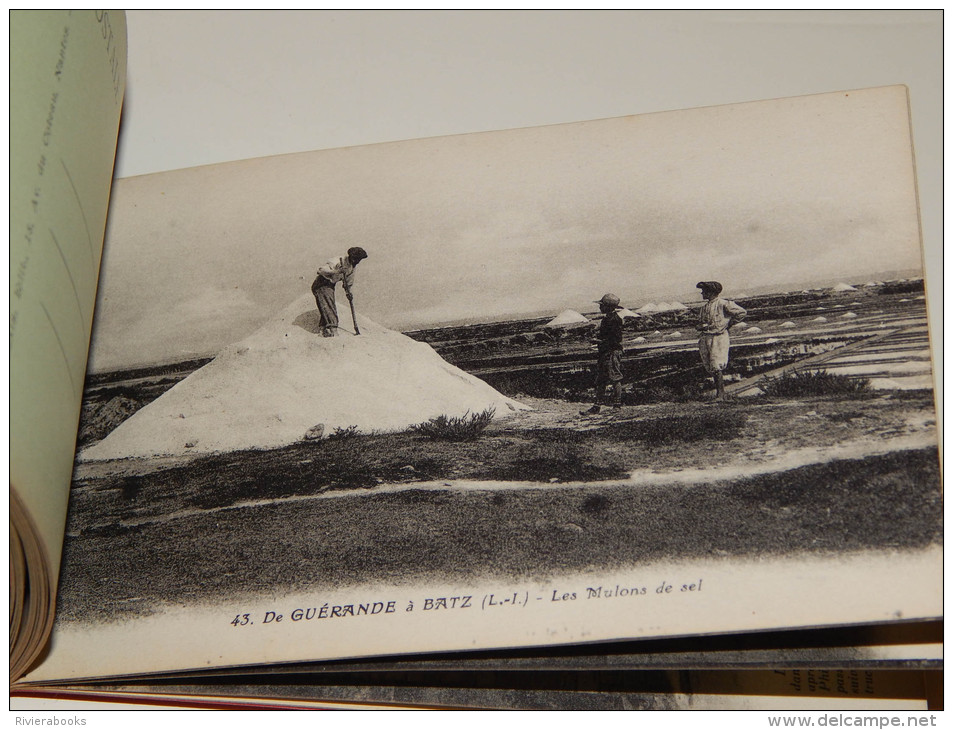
left=10, top=10, right=126, bottom=680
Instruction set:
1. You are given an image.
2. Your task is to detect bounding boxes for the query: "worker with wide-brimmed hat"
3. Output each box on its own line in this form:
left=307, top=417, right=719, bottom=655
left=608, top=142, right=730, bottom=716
left=695, top=280, right=746, bottom=400
left=581, top=293, right=625, bottom=415
left=311, top=247, right=368, bottom=337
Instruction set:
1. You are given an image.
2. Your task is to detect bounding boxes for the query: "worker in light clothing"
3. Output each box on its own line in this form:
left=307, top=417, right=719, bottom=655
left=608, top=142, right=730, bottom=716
left=581, top=293, right=625, bottom=415
left=695, top=281, right=746, bottom=401
left=311, top=247, right=368, bottom=337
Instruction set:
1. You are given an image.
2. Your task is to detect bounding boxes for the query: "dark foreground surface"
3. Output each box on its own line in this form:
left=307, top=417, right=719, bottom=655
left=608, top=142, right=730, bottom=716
left=57, top=392, right=941, bottom=624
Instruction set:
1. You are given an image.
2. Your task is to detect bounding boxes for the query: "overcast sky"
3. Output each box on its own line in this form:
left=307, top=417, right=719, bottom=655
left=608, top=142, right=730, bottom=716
left=90, top=86, right=923, bottom=371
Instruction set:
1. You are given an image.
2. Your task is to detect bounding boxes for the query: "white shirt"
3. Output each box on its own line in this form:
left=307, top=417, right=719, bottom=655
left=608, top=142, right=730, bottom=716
left=318, top=255, right=356, bottom=289
left=698, top=297, right=746, bottom=335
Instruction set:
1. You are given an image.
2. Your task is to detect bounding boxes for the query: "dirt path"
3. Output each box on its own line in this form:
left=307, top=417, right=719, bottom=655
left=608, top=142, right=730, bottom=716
left=57, top=444, right=942, bottom=624
left=67, top=391, right=939, bottom=534
left=55, top=386, right=943, bottom=625
left=108, top=428, right=938, bottom=534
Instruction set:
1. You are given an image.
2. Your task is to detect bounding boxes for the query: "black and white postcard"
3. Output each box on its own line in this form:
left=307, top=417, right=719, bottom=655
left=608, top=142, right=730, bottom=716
left=28, top=85, right=941, bottom=682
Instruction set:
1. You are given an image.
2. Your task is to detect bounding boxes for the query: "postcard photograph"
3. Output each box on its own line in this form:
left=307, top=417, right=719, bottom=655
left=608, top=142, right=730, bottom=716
left=27, top=85, right=942, bottom=682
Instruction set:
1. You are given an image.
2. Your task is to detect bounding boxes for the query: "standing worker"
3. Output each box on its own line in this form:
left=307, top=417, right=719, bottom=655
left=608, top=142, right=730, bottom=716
left=695, top=280, right=746, bottom=400
left=581, top=293, right=626, bottom=415
left=311, top=247, right=368, bottom=337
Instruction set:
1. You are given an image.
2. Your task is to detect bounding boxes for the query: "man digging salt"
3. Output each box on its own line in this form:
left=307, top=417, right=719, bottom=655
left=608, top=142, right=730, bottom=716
left=695, top=280, right=746, bottom=401
left=311, top=246, right=368, bottom=337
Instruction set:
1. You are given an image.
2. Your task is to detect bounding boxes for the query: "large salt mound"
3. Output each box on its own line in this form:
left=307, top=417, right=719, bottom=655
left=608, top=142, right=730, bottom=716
left=81, top=295, right=528, bottom=461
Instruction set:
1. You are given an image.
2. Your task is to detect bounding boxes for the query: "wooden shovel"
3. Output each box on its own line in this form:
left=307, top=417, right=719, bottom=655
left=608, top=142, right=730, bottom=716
left=344, top=284, right=360, bottom=335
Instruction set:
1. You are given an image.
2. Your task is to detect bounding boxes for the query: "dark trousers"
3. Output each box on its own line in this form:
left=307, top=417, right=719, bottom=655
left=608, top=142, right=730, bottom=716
left=595, top=350, right=623, bottom=404
left=311, top=276, right=338, bottom=333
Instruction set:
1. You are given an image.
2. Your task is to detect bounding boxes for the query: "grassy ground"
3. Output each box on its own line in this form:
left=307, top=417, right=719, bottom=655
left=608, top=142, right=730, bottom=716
left=69, top=390, right=935, bottom=525
left=58, top=390, right=941, bottom=624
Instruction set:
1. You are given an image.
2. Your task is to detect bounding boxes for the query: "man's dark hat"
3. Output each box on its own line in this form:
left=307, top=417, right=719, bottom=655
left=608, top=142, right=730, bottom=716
left=696, top=280, right=722, bottom=295
left=348, top=246, right=368, bottom=261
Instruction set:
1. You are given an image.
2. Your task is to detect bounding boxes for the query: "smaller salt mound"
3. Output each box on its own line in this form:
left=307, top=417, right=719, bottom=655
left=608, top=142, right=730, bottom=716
left=543, top=309, right=590, bottom=328
left=81, top=295, right=528, bottom=461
